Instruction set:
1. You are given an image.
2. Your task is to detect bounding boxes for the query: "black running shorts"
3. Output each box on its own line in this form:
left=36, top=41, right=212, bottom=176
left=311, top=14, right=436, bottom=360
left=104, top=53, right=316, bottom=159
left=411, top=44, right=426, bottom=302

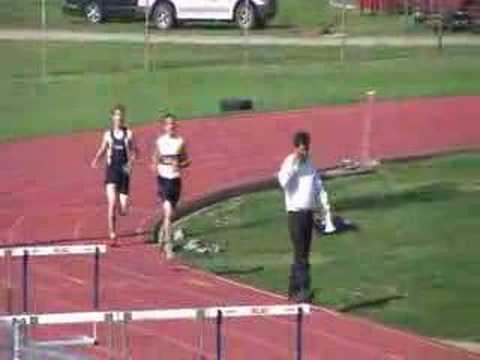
left=157, top=176, right=181, bottom=208
left=105, top=166, right=130, bottom=195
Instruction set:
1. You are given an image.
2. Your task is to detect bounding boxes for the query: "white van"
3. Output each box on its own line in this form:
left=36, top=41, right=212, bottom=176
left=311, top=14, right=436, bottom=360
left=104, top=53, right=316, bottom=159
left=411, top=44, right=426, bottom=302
left=148, top=0, right=276, bottom=29
left=63, top=0, right=277, bottom=30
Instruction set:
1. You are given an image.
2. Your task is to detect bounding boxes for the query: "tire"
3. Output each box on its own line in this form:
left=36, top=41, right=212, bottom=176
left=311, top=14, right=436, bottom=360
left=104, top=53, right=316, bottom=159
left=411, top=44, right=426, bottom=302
left=235, top=1, right=257, bottom=30
left=256, top=17, right=266, bottom=28
left=152, top=2, right=175, bottom=30
left=220, top=98, right=253, bottom=112
left=84, top=1, right=103, bottom=24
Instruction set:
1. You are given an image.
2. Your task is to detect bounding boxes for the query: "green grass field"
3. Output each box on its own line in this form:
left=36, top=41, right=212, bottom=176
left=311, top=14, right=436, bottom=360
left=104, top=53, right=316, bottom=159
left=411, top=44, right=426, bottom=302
left=0, top=0, right=427, bottom=35
left=2, top=40, right=480, bottom=141
left=179, top=153, right=480, bottom=341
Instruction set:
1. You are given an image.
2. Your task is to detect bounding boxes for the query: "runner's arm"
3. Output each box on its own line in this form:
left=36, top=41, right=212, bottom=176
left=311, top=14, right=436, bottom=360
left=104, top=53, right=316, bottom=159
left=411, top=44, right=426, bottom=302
left=91, top=133, right=108, bottom=168
left=151, top=146, right=159, bottom=172
left=128, top=131, right=139, bottom=164
left=178, top=142, right=192, bottom=169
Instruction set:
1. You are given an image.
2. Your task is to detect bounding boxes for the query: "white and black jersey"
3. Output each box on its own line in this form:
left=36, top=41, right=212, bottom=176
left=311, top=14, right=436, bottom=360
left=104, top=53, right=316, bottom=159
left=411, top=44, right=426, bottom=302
left=155, top=133, right=186, bottom=207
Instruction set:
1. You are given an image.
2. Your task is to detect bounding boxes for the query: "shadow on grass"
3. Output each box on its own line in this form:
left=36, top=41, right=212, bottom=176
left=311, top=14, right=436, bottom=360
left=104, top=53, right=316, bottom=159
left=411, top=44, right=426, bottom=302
left=337, top=294, right=408, bottom=313
left=188, top=183, right=460, bottom=237
left=335, top=182, right=460, bottom=212
left=208, top=265, right=264, bottom=276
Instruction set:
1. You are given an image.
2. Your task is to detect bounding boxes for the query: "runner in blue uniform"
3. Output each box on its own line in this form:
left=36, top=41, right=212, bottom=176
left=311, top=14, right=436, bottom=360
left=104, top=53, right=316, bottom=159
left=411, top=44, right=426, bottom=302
left=91, top=104, right=138, bottom=243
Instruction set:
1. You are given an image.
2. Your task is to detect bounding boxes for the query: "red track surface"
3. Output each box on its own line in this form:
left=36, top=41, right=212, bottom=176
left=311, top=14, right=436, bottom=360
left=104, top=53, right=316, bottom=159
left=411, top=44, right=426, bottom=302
left=1, top=96, right=480, bottom=359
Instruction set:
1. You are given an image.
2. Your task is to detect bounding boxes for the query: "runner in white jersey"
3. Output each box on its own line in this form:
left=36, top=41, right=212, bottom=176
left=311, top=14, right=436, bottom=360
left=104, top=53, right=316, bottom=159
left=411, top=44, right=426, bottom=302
left=152, top=113, right=191, bottom=259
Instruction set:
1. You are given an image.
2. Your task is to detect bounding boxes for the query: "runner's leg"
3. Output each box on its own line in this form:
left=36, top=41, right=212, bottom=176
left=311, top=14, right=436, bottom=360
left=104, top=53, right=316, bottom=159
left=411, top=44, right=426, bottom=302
left=106, top=184, right=118, bottom=240
left=118, top=174, right=130, bottom=216
left=163, top=200, right=174, bottom=259
left=119, top=194, right=129, bottom=216
left=157, top=177, right=166, bottom=245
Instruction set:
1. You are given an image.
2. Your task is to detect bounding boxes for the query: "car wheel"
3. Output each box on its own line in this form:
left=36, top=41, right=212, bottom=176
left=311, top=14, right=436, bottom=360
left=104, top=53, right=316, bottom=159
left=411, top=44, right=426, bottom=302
left=153, top=2, right=175, bottom=30
left=235, top=1, right=257, bottom=30
left=84, top=1, right=103, bottom=24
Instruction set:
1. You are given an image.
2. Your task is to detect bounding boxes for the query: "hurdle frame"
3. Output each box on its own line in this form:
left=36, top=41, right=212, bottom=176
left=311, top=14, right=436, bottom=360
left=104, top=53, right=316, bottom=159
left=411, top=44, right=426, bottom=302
left=0, top=244, right=107, bottom=349
left=1, top=303, right=311, bottom=360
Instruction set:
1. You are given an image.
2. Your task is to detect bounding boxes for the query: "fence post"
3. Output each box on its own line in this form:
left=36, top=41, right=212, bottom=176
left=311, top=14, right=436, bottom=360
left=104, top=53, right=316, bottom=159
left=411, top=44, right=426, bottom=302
left=144, top=0, right=151, bottom=72
left=41, top=0, right=48, bottom=82
left=340, top=0, right=347, bottom=62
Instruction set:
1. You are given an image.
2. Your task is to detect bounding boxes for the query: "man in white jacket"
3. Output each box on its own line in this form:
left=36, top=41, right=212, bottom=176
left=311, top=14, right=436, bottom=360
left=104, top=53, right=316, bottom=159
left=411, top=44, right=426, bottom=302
left=278, top=131, right=335, bottom=302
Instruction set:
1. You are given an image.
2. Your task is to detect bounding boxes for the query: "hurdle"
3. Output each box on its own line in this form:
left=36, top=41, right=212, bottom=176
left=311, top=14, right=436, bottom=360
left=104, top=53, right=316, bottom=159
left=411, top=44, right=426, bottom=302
left=0, top=244, right=107, bottom=349
left=1, top=303, right=311, bottom=360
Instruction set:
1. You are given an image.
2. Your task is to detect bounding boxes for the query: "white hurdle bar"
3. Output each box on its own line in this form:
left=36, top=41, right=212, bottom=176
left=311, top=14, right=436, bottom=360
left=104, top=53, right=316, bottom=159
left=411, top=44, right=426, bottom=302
left=0, top=304, right=311, bottom=325
left=0, top=244, right=107, bottom=258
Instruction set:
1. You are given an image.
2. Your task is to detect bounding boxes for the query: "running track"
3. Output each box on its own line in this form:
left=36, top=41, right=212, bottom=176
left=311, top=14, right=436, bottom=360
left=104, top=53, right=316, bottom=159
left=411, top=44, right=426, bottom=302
left=1, top=96, right=480, bottom=359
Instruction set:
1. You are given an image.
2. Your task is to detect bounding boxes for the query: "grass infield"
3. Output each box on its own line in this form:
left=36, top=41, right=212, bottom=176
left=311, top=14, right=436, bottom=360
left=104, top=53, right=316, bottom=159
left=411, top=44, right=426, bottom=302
left=2, top=41, right=480, bottom=141
left=179, top=153, right=480, bottom=341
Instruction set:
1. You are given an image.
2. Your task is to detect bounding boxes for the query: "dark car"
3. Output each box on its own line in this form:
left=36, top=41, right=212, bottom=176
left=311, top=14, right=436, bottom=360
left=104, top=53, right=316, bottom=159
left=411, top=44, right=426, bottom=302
left=63, top=0, right=145, bottom=24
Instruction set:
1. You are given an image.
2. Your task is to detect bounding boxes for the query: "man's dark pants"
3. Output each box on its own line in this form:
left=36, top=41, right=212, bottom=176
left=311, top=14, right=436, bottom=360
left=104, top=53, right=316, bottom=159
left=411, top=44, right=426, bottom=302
left=287, top=210, right=313, bottom=302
